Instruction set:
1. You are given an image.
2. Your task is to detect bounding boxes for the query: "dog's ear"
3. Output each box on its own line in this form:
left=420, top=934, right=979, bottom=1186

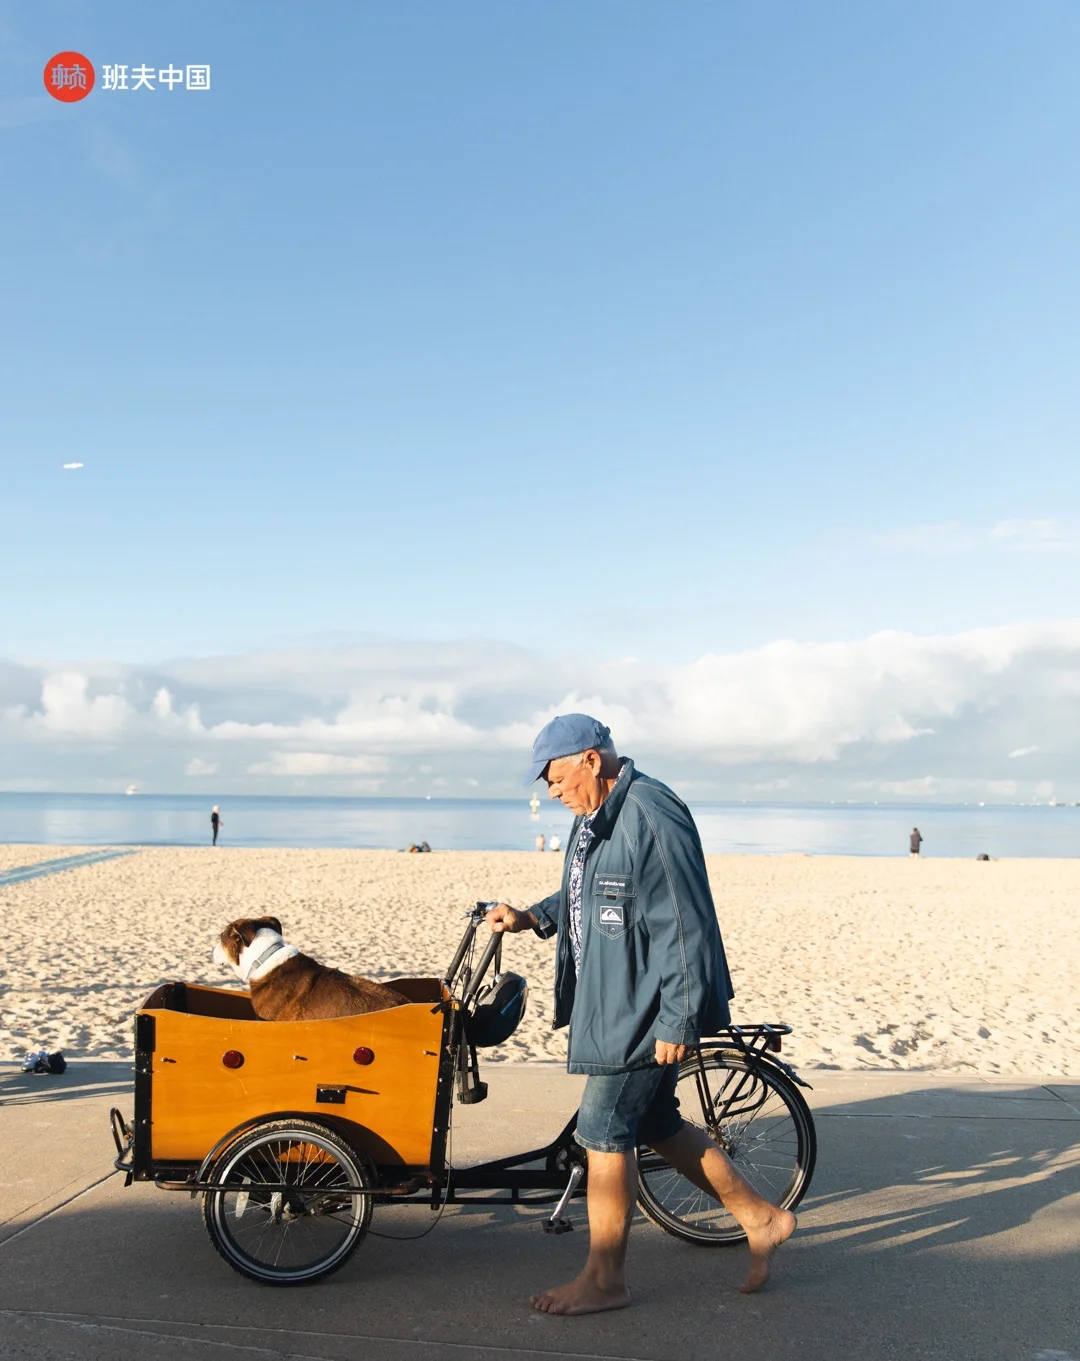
left=256, top=916, right=283, bottom=936
left=229, top=919, right=264, bottom=946
left=216, top=922, right=245, bottom=964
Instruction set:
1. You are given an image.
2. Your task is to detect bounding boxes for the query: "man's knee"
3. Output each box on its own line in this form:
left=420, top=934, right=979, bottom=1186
left=586, top=1149, right=637, bottom=1178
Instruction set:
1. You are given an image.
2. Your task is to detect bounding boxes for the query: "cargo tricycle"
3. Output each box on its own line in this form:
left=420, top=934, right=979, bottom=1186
left=110, top=903, right=816, bottom=1285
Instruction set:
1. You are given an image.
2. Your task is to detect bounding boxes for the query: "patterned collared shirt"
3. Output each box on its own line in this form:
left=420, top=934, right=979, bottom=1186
left=564, top=760, right=631, bottom=973
left=566, top=813, right=597, bottom=973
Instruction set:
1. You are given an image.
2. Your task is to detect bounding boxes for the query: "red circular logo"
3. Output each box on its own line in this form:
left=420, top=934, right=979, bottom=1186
left=44, top=51, right=95, bottom=102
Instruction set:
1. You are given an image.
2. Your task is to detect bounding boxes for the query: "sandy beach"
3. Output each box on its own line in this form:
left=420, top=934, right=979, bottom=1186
left=1, top=846, right=1076, bottom=1075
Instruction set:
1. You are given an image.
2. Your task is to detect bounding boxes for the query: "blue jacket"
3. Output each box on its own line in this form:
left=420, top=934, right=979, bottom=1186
left=530, top=759, right=734, bottom=1074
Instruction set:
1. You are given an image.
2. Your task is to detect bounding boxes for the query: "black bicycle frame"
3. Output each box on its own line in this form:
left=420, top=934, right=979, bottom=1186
left=417, top=905, right=587, bottom=1209
left=112, top=907, right=808, bottom=1216
left=397, top=914, right=810, bottom=1211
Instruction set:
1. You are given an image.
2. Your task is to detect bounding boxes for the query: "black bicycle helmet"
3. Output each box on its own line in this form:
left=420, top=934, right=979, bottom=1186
left=466, top=972, right=529, bottom=1047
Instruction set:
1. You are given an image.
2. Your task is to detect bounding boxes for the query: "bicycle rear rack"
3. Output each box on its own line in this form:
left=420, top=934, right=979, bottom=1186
left=683, top=1024, right=811, bottom=1138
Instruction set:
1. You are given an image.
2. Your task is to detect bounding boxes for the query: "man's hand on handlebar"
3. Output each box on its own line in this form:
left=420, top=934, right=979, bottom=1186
left=486, top=902, right=537, bottom=934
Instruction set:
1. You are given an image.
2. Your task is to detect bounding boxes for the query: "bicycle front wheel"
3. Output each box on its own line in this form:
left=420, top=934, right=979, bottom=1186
left=201, top=1119, right=373, bottom=1284
left=636, top=1052, right=816, bottom=1246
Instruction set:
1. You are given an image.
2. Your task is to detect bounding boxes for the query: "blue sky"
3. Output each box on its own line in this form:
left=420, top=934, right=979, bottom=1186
left=2, top=2, right=1080, bottom=797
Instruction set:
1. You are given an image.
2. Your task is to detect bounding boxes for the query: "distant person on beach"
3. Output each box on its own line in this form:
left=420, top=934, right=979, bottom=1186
left=549, top=834, right=561, bottom=853
left=211, top=806, right=222, bottom=846
left=535, top=833, right=546, bottom=852
left=486, top=713, right=794, bottom=1315
left=910, top=827, right=922, bottom=857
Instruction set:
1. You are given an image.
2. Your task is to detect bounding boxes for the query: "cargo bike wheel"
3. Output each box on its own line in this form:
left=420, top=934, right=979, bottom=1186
left=636, top=1051, right=816, bottom=1246
left=201, top=1118, right=374, bottom=1284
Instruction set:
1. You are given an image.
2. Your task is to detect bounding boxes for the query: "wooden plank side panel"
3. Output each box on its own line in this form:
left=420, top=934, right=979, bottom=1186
left=146, top=996, right=445, bottom=1166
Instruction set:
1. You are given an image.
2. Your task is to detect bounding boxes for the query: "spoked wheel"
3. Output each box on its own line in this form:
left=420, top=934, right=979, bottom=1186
left=201, top=1119, right=373, bottom=1284
left=636, top=1051, right=816, bottom=1246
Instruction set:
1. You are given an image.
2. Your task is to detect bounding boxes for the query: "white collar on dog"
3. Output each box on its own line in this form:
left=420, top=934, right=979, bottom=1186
left=238, top=929, right=300, bottom=984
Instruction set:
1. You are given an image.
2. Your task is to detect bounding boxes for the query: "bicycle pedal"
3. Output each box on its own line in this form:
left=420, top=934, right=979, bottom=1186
left=542, top=1217, right=574, bottom=1235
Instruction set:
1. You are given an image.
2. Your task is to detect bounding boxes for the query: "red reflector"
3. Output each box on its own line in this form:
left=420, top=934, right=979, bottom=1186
left=222, top=1050, right=244, bottom=1069
left=353, top=1047, right=375, bottom=1066
left=766, top=1034, right=782, bottom=1053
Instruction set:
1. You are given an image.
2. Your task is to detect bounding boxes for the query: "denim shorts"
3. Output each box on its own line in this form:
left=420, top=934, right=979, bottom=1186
left=574, top=1063, right=684, bottom=1154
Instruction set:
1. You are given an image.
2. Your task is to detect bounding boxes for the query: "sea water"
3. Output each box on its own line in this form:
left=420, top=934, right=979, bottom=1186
left=0, top=792, right=1077, bottom=857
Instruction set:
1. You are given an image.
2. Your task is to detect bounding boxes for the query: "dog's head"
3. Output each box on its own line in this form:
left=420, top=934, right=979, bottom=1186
left=212, top=917, right=283, bottom=978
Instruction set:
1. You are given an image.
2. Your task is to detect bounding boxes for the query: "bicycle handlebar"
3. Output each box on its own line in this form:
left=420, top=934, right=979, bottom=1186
left=445, top=901, right=503, bottom=993
left=462, top=929, right=501, bottom=1002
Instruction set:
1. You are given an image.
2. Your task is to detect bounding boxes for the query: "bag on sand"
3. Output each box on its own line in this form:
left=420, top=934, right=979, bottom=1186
left=20, top=1049, right=67, bottom=1074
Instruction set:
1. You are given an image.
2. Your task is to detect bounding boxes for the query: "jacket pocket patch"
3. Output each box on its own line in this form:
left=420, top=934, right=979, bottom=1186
left=592, top=885, right=634, bottom=938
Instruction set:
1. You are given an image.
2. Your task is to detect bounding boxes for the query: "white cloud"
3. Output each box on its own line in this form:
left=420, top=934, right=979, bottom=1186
left=863, top=776, right=943, bottom=797
left=873, top=519, right=1080, bottom=556
left=988, top=520, right=1080, bottom=553
left=2, top=671, right=203, bottom=743
left=870, top=523, right=979, bottom=554
left=247, top=752, right=389, bottom=776
left=2, top=621, right=1078, bottom=798
left=32, top=672, right=132, bottom=738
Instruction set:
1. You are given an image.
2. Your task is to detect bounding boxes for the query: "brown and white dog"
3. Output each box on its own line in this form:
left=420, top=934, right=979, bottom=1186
left=212, top=916, right=408, bottom=1021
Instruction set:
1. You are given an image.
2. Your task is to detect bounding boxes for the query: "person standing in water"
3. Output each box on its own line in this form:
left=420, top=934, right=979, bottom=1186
left=910, top=827, right=923, bottom=857
left=211, top=806, right=223, bottom=846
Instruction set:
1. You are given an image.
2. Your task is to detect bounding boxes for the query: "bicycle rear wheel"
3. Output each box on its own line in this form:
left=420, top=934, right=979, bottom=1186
left=636, top=1051, right=815, bottom=1246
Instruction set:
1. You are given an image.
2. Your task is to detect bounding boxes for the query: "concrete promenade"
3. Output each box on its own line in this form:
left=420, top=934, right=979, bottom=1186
left=1, top=1061, right=1078, bottom=1361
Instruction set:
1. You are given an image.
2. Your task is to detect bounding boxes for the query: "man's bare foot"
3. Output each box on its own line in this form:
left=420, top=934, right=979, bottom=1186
left=739, top=1208, right=797, bottom=1293
left=530, top=1273, right=632, bottom=1316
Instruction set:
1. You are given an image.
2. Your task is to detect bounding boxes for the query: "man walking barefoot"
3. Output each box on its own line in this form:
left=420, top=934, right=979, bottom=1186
left=488, top=714, right=795, bottom=1315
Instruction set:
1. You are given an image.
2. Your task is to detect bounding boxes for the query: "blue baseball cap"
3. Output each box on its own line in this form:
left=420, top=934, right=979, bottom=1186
left=522, top=713, right=612, bottom=786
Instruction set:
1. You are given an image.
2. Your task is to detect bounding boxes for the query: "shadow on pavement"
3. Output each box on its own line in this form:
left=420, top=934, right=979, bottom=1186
left=0, top=1079, right=1077, bottom=1360
left=801, top=1082, right=1080, bottom=1260
left=0, top=1063, right=131, bottom=1108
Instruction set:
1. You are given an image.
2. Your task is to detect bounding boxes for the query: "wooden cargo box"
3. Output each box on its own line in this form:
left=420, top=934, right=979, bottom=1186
left=133, top=979, right=451, bottom=1176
